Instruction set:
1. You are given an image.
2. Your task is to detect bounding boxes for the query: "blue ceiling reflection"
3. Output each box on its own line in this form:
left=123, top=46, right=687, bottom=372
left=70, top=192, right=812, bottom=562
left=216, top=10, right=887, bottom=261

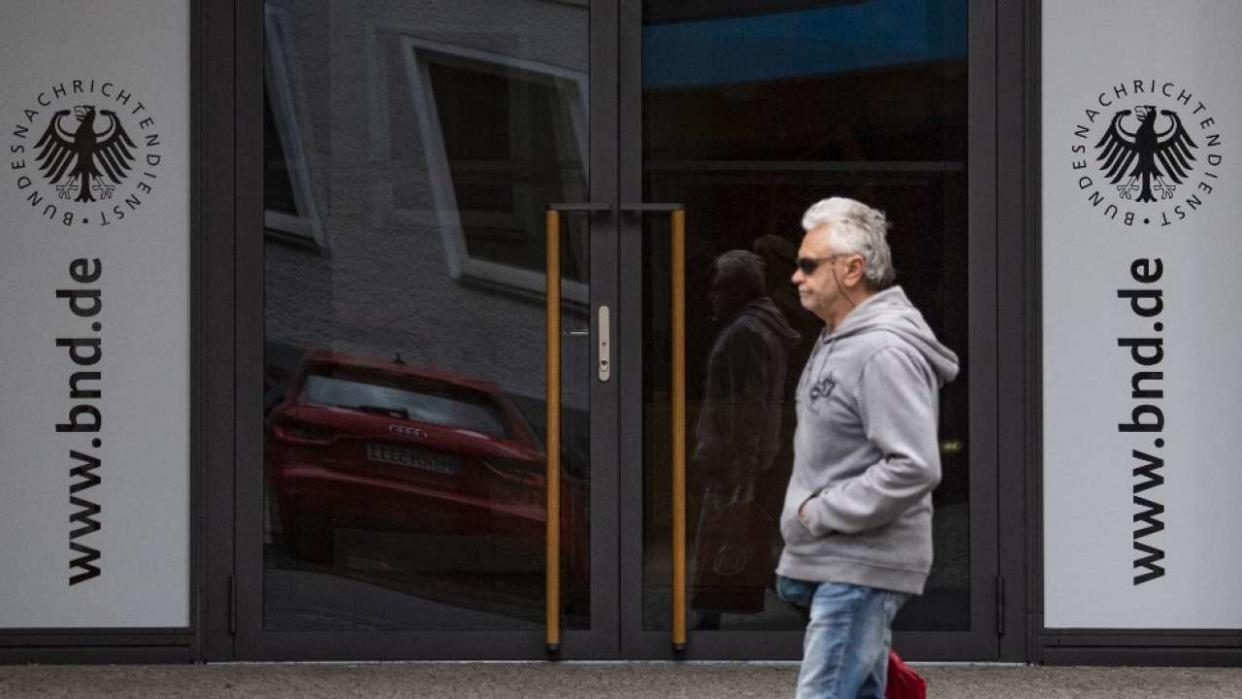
left=642, top=0, right=968, bottom=89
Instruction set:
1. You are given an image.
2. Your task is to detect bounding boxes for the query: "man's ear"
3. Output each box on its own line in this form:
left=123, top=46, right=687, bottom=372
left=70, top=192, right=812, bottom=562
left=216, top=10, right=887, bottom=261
left=846, top=257, right=867, bottom=287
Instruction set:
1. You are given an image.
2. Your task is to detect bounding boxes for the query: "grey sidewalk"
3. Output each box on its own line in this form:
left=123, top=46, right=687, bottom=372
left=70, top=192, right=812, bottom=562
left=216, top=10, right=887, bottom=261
left=3, top=663, right=1242, bottom=698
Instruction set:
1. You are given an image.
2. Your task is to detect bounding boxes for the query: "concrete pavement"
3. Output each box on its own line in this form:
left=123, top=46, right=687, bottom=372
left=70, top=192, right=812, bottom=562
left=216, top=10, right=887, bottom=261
left=3, top=662, right=1242, bottom=698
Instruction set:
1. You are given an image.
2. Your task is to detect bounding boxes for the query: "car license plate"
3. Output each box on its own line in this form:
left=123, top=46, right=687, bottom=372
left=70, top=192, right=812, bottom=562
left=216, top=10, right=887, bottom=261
left=366, top=443, right=459, bottom=475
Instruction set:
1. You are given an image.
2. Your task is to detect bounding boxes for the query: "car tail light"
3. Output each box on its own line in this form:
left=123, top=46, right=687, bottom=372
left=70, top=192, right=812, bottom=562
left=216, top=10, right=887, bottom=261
left=271, top=417, right=336, bottom=445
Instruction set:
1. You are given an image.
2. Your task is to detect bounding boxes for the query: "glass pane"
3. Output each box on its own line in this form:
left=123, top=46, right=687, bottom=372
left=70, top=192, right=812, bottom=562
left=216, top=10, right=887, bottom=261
left=262, top=0, right=590, bottom=632
left=641, top=0, right=970, bottom=632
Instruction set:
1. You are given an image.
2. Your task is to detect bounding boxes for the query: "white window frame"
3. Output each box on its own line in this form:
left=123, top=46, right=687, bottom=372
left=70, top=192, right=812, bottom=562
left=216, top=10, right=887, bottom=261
left=264, top=6, right=325, bottom=250
left=401, top=37, right=590, bottom=304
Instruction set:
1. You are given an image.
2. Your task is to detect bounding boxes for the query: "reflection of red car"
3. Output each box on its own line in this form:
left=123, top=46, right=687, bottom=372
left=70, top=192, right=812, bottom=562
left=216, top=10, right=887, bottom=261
left=266, top=350, right=588, bottom=612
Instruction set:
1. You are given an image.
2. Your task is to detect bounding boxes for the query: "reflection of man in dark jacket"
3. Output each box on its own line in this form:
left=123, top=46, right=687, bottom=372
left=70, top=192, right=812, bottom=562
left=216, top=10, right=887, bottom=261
left=691, top=250, right=800, bottom=623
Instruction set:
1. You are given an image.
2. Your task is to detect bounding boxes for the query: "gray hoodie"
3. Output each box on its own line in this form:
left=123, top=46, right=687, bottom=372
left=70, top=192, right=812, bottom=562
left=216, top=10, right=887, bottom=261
left=776, top=286, right=959, bottom=595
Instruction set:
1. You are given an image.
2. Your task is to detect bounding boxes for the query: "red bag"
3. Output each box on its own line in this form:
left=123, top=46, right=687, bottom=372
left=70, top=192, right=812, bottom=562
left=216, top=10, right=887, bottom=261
left=885, top=650, right=927, bottom=699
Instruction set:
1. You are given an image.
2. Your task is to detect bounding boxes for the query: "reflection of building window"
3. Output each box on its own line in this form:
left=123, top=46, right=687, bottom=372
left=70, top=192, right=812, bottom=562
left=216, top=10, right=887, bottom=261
left=404, top=38, right=589, bottom=303
left=264, top=7, right=324, bottom=250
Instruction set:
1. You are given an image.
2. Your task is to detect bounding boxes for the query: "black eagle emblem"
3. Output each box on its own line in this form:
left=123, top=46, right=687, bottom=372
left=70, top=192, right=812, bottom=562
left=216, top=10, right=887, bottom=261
left=34, top=105, right=136, bottom=203
left=1095, top=105, right=1197, bottom=203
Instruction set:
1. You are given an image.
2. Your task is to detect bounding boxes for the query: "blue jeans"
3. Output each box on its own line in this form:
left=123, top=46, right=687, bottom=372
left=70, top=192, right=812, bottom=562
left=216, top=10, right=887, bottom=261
left=776, top=576, right=908, bottom=699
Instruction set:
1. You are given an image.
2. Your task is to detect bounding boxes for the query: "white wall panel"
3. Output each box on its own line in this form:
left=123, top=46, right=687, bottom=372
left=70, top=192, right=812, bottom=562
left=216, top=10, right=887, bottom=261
left=1043, top=0, right=1242, bottom=628
left=0, top=0, right=190, bottom=628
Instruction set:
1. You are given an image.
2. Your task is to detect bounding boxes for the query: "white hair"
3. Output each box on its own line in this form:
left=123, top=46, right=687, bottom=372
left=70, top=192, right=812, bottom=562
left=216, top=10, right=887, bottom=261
left=800, top=197, right=895, bottom=288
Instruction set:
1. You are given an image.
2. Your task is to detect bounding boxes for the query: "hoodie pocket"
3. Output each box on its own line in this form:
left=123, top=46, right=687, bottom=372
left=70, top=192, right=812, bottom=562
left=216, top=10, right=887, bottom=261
left=780, top=512, right=812, bottom=546
left=779, top=487, right=815, bottom=546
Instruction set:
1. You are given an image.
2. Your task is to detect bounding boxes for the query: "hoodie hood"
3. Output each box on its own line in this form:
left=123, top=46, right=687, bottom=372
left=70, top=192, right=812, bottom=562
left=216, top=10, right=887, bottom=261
left=737, top=296, right=801, bottom=349
left=827, top=286, right=959, bottom=385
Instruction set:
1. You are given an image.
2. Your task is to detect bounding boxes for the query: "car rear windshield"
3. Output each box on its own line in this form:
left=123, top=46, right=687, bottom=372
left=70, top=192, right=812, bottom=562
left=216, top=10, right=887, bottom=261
left=300, top=370, right=512, bottom=439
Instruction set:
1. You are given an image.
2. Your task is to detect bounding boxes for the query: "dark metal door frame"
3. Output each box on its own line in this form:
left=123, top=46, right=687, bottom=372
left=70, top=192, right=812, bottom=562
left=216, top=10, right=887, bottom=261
left=997, top=0, right=1033, bottom=665
left=615, top=0, right=1007, bottom=661
left=214, top=0, right=1033, bottom=663
left=201, top=0, right=241, bottom=664
left=227, top=0, right=625, bottom=661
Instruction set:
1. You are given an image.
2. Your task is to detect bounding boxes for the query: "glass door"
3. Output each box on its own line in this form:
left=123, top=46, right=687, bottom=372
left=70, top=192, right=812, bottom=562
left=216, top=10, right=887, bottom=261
left=618, top=0, right=1000, bottom=659
left=238, top=0, right=620, bottom=660
left=236, top=0, right=1000, bottom=661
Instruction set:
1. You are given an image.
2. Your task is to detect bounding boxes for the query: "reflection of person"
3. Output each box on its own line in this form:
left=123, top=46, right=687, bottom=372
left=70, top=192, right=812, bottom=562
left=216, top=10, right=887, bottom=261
left=750, top=234, right=804, bottom=334
left=750, top=233, right=823, bottom=523
left=776, top=198, right=958, bottom=698
left=690, top=250, right=799, bottom=625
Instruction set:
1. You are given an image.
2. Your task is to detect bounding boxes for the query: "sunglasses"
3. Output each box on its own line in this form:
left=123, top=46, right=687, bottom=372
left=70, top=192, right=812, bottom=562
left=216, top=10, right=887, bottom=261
left=796, top=254, right=852, bottom=275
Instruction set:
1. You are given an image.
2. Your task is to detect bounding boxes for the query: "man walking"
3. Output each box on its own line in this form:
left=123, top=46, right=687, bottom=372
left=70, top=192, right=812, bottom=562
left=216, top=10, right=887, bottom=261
left=777, top=197, right=959, bottom=698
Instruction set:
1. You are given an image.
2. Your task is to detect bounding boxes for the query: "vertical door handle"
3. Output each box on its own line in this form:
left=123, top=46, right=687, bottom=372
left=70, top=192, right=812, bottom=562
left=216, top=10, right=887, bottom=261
left=544, top=208, right=562, bottom=655
left=544, top=203, right=610, bottom=654
left=621, top=203, right=687, bottom=652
